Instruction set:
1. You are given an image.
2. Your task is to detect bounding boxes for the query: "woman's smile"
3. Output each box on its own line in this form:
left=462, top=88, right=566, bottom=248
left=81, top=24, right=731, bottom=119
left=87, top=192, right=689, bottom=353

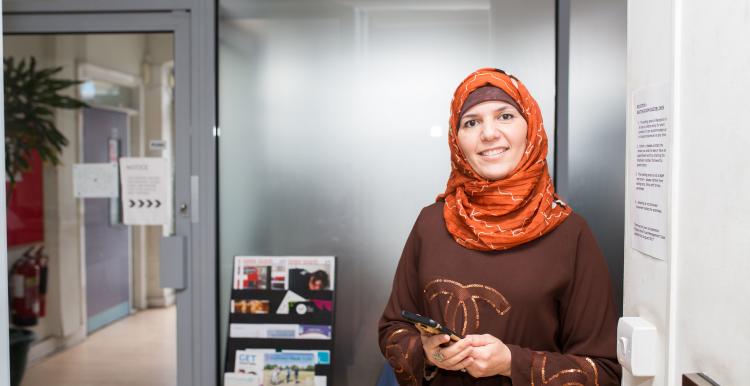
left=457, top=100, right=527, bottom=181
left=478, top=146, right=509, bottom=158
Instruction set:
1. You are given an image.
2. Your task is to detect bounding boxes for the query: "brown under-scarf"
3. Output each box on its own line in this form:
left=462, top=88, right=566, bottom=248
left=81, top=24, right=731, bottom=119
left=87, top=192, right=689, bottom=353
left=437, top=68, right=572, bottom=251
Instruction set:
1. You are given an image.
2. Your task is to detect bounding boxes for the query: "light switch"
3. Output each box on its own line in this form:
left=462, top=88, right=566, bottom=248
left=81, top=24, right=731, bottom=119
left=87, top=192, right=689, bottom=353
left=616, top=317, right=657, bottom=376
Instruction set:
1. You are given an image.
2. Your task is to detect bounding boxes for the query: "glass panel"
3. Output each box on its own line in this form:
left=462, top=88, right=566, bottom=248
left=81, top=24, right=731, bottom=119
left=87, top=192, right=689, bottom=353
left=219, top=1, right=555, bottom=383
left=79, top=80, right=136, bottom=110
left=4, top=33, right=176, bottom=386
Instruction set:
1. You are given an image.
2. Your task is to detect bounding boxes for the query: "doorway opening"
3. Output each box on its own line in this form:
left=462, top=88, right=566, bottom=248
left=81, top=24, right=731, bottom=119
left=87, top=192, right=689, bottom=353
left=4, top=33, right=177, bottom=386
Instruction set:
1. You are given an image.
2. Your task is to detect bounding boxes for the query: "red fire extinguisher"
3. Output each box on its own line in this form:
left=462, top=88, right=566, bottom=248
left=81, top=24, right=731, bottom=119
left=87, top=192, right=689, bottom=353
left=9, top=247, right=41, bottom=327
left=33, top=246, right=49, bottom=318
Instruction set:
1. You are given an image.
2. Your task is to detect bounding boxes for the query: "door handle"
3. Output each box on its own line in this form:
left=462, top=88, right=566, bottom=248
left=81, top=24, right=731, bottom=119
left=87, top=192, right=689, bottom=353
left=160, top=235, right=186, bottom=290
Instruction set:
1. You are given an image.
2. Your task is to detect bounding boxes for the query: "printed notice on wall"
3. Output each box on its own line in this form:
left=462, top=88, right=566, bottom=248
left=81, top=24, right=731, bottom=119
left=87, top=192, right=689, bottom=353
left=73, top=163, right=119, bottom=198
left=120, top=157, right=169, bottom=225
left=631, top=84, right=671, bottom=260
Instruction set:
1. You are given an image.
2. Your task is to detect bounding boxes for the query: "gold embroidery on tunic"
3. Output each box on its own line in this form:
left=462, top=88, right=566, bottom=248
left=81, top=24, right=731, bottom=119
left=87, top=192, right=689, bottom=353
left=385, top=328, right=419, bottom=386
left=530, top=352, right=599, bottom=386
left=584, top=357, right=599, bottom=385
left=424, top=278, right=511, bottom=336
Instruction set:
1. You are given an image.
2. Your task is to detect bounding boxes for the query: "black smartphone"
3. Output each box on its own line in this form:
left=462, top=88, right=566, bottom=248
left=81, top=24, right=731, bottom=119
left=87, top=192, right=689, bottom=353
left=401, top=310, right=462, bottom=342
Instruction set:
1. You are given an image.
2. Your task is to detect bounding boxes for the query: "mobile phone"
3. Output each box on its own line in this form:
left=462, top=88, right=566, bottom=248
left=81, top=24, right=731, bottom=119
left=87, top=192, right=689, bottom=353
left=401, top=310, right=462, bottom=342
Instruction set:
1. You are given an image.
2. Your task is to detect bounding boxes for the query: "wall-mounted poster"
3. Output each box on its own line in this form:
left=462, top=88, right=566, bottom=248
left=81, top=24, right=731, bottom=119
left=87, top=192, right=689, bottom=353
left=630, top=84, right=671, bottom=260
left=119, top=157, right=169, bottom=225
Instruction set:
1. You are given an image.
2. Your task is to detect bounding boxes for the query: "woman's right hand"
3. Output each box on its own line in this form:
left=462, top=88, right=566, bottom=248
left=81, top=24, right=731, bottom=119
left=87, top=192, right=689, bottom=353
left=420, top=334, right=474, bottom=371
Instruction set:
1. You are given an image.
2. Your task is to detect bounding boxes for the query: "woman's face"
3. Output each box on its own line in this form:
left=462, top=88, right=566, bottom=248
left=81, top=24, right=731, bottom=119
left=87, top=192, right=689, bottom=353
left=457, top=100, right=528, bottom=181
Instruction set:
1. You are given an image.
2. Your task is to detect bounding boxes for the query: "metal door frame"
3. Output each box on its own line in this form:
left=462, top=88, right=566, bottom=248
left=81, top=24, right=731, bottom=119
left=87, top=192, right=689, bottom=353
left=3, top=10, right=217, bottom=386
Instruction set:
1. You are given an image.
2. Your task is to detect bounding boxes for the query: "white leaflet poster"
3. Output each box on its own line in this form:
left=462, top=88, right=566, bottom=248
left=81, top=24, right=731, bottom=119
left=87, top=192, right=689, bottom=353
left=229, top=323, right=332, bottom=340
left=631, top=84, right=671, bottom=260
left=73, top=163, right=119, bottom=198
left=119, top=157, right=169, bottom=225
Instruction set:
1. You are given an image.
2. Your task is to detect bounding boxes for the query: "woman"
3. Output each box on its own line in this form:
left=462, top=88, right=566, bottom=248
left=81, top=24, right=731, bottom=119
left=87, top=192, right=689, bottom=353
left=378, top=68, right=621, bottom=385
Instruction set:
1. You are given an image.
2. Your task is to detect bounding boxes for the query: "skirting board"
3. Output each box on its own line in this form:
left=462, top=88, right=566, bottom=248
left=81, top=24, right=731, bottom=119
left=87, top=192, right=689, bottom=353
left=147, top=292, right=175, bottom=308
left=27, top=325, right=86, bottom=366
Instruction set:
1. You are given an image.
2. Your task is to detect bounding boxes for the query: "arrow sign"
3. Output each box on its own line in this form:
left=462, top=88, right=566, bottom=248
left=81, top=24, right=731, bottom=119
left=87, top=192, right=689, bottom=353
left=120, top=157, right=168, bottom=225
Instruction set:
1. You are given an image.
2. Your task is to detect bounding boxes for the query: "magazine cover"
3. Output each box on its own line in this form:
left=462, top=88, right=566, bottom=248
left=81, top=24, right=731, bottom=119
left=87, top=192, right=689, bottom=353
left=234, top=257, right=275, bottom=290
left=286, top=257, right=335, bottom=292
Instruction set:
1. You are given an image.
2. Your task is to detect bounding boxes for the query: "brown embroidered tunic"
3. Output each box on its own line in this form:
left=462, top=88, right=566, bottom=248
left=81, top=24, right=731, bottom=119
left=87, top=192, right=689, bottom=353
left=378, top=202, right=621, bottom=385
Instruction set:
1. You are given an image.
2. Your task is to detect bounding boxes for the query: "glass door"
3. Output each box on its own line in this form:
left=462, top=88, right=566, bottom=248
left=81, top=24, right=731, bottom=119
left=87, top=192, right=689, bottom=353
left=1, top=7, right=214, bottom=382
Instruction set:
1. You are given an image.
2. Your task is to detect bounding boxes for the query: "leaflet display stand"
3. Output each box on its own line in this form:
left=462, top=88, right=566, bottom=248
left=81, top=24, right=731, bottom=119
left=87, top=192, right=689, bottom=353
left=224, top=256, right=336, bottom=386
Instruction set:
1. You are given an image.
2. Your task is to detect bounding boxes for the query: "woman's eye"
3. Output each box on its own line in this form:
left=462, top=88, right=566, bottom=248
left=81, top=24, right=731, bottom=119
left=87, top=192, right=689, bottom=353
left=462, top=119, right=478, bottom=128
left=499, top=113, right=514, bottom=120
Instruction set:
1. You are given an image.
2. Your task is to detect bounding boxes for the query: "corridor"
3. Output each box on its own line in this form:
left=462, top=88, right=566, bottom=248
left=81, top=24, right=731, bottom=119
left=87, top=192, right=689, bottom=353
left=22, top=307, right=176, bottom=386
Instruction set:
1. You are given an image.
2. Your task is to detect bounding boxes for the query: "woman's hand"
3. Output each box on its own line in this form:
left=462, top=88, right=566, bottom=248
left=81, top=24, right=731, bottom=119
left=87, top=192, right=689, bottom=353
left=420, top=334, right=474, bottom=371
left=464, top=334, right=512, bottom=378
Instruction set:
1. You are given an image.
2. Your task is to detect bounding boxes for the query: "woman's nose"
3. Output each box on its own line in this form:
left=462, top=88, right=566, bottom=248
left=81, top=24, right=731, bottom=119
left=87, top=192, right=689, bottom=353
left=480, top=121, right=502, bottom=141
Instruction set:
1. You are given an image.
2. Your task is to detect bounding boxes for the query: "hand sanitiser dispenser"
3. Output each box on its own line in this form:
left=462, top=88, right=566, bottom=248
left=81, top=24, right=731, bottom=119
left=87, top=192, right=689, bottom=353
left=616, top=317, right=657, bottom=376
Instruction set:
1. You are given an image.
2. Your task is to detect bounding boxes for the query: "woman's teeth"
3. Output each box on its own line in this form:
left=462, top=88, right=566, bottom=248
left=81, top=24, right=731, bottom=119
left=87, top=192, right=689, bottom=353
left=480, top=148, right=507, bottom=156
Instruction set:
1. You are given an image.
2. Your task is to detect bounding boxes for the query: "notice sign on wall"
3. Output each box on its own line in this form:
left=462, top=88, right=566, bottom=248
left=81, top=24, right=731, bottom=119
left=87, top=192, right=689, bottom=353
left=73, top=163, right=119, bottom=198
left=120, top=157, right=169, bottom=225
left=631, top=84, right=671, bottom=260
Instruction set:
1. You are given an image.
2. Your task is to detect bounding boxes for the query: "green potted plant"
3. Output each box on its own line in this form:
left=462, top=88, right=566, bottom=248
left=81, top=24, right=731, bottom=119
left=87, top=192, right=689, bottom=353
left=4, top=56, right=88, bottom=386
left=4, top=56, right=87, bottom=187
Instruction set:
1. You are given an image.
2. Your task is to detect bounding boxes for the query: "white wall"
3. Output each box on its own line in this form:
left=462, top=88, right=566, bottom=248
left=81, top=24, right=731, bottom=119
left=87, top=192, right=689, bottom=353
left=144, top=34, right=175, bottom=308
left=625, top=1, right=750, bottom=385
left=624, top=1, right=674, bottom=384
left=672, top=1, right=750, bottom=384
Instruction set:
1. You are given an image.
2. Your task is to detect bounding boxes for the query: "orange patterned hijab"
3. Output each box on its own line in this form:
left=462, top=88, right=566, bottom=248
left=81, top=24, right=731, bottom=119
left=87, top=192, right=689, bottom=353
left=438, top=68, right=572, bottom=251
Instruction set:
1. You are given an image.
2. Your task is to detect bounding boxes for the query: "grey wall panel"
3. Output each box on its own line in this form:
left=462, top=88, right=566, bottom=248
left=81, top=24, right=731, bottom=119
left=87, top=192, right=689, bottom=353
left=564, top=0, right=626, bottom=312
left=490, top=0, right=557, bottom=174
left=218, top=1, right=555, bottom=384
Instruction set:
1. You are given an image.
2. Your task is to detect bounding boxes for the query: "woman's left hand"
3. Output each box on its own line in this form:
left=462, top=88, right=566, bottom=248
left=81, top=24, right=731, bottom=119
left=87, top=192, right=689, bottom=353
left=463, top=334, right=512, bottom=378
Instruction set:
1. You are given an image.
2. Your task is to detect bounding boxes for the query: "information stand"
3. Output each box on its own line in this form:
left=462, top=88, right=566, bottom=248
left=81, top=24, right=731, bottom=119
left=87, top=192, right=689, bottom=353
left=224, top=256, right=336, bottom=386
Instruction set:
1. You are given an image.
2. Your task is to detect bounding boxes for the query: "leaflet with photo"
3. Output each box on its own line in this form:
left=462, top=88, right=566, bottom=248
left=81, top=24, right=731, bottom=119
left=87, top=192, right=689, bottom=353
left=232, top=299, right=270, bottom=314
left=263, top=352, right=316, bottom=386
